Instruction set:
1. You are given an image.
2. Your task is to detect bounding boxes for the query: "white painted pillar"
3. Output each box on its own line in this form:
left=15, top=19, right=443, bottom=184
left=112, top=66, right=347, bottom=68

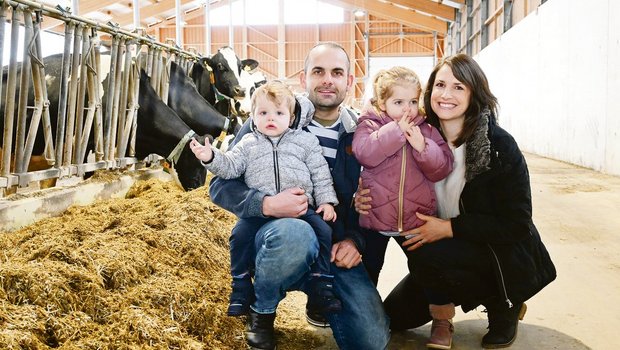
left=71, top=0, right=79, bottom=14
left=133, top=0, right=140, bottom=30
left=175, top=0, right=183, bottom=47
left=204, top=1, right=211, bottom=55
left=228, top=0, right=234, bottom=47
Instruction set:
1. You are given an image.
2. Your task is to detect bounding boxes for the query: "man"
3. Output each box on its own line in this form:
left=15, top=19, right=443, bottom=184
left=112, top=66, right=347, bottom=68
left=209, top=43, right=390, bottom=350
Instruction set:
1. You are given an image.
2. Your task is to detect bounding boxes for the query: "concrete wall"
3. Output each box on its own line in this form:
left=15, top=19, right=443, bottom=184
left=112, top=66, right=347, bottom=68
left=475, top=0, right=620, bottom=175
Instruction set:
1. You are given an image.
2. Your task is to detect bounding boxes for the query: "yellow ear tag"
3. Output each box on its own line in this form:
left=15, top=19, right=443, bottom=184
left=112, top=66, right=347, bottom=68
left=163, top=160, right=171, bottom=174
left=210, top=71, right=215, bottom=84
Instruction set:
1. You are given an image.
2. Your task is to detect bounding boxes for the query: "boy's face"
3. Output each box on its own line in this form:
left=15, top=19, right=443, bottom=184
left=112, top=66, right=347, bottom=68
left=380, top=84, right=420, bottom=122
left=253, top=96, right=292, bottom=137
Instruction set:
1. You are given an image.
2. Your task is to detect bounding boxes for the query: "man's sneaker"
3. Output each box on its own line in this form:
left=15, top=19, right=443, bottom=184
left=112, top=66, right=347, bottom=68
left=227, top=276, right=254, bottom=316
left=246, top=310, right=277, bottom=350
left=306, top=275, right=342, bottom=314
left=305, top=308, right=330, bottom=328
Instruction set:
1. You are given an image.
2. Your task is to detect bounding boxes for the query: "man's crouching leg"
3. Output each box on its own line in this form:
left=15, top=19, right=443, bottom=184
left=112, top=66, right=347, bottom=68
left=247, top=218, right=318, bottom=350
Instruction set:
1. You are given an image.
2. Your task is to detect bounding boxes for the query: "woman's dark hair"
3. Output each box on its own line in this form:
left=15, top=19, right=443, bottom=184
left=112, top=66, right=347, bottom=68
left=423, top=53, right=498, bottom=147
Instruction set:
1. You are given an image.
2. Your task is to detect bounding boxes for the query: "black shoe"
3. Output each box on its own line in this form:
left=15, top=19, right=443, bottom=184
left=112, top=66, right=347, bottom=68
left=481, top=302, right=527, bottom=349
left=246, top=310, right=277, bottom=350
left=305, top=308, right=330, bottom=328
left=227, top=276, right=254, bottom=316
left=306, top=275, right=342, bottom=315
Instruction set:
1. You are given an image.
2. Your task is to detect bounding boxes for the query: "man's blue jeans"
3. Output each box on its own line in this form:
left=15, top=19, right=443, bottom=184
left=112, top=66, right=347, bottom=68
left=252, top=218, right=390, bottom=350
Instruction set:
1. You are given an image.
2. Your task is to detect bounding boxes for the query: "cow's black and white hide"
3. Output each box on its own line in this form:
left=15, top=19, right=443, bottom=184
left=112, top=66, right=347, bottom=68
left=136, top=69, right=209, bottom=191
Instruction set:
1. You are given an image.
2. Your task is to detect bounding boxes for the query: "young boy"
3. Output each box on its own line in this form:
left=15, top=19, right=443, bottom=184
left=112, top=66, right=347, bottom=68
left=189, top=80, right=341, bottom=318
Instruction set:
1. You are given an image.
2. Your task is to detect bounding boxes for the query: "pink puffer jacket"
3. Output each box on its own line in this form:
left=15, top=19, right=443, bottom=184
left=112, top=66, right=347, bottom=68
left=352, top=110, right=454, bottom=232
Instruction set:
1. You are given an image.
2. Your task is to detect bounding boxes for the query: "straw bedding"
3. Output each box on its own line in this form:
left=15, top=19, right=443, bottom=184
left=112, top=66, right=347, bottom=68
left=0, top=176, right=323, bottom=349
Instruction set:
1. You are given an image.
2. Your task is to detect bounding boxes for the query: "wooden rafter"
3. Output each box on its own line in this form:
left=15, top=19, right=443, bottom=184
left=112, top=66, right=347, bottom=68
left=323, top=0, right=448, bottom=34
left=389, top=0, right=455, bottom=20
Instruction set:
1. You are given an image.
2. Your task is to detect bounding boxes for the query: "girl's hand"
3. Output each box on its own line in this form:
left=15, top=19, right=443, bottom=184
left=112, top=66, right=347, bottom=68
left=401, top=212, right=453, bottom=251
left=317, top=203, right=337, bottom=222
left=354, top=178, right=372, bottom=215
left=405, top=125, right=425, bottom=153
left=189, top=138, right=213, bottom=163
left=397, top=110, right=415, bottom=133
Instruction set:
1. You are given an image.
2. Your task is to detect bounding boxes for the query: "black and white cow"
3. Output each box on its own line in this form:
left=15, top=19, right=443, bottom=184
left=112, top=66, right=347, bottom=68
left=136, top=69, right=208, bottom=191
left=190, top=47, right=259, bottom=117
left=167, top=61, right=240, bottom=138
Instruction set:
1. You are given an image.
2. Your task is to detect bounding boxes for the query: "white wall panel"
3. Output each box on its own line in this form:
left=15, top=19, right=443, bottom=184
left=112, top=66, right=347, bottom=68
left=606, top=0, right=620, bottom=174
left=475, top=0, right=619, bottom=175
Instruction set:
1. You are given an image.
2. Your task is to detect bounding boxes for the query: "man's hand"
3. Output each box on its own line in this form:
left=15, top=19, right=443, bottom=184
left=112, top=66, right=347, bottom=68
left=354, top=178, right=372, bottom=215
left=262, top=187, right=308, bottom=218
left=330, top=239, right=362, bottom=269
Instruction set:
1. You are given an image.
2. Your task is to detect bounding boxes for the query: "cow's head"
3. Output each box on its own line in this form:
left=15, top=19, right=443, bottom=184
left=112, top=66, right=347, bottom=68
left=237, top=66, right=267, bottom=119
left=202, top=46, right=246, bottom=101
left=136, top=69, right=208, bottom=191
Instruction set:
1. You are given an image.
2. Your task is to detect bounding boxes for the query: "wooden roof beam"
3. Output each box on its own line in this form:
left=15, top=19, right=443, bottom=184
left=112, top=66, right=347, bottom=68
left=389, top=0, right=455, bottom=21
left=324, top=0, right=448, bottom=34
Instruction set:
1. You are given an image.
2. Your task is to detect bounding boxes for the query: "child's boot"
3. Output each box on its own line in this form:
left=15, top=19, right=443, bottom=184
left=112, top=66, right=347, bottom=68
left=306, top=275, right=342, bottom=314
left=426, top=303, right=455, bottom=349
left=227, top=275, right=254, bottom=316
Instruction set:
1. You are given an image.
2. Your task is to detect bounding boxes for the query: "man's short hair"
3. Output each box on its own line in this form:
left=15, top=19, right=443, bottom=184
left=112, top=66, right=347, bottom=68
left=303, top=42, right=351, bottom=74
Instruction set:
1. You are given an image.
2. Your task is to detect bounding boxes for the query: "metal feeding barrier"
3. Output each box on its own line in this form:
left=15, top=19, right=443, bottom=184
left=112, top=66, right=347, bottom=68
left=0, top=0, right=200, bottom=196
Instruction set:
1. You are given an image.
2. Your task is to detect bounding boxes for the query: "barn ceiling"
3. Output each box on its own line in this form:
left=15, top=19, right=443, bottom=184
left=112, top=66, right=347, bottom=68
left=38, top=0, right=462, bottom=35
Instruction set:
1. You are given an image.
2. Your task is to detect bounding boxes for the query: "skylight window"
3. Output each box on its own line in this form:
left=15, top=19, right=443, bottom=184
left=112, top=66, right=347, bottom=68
left=208, top=0, right=343, bottom=26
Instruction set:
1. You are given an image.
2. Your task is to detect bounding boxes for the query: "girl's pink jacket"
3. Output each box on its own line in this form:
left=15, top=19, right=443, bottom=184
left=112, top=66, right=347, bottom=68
left=352, top=110, right=454, bottom=232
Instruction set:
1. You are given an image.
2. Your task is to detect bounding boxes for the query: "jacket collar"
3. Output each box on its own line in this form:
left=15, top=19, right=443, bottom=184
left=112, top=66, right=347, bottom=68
left=465, top=109, right=492, bottom=182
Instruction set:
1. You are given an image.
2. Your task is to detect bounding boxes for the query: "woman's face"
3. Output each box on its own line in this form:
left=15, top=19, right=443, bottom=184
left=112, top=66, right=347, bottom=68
left=430, top=65, right=471, bottom=122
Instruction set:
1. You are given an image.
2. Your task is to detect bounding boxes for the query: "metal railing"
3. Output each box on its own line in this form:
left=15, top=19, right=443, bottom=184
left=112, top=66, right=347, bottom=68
left=0, top=0, right=200, bottom=196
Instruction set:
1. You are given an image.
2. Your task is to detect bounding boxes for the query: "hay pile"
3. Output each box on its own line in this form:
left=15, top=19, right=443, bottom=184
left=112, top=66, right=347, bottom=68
left=0, top=177, right=324, bottom=349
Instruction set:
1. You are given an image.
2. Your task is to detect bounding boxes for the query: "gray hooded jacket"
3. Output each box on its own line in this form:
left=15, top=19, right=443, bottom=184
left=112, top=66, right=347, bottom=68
left=206, top=95, right=338, bottom=207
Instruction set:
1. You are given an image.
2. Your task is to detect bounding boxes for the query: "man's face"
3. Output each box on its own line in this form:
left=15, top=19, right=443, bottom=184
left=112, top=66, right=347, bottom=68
left=300, top=46, right=354, bottom=112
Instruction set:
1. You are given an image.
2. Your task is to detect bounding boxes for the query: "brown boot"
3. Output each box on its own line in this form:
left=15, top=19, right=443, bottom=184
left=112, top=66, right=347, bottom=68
left=427, top=304, right=456, bottom=349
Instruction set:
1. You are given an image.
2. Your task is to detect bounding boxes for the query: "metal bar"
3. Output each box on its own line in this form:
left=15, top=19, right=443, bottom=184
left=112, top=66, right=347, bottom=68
left=15, top=7, right=33, bottom=174
left=0, top=3, right=7, bottom=126
left=115, top=39, right=132, bottom=157
left=76, top=34, right=98, bottom=166
left=63, top=24, right=83, bottom=166
left=54, top=21, right=74, bottom=168
left=108, top=36, right=124, bottom=161
left=103, top=34, right=119, bottom=161
left=91, top=38, right=104, bottom=162
left=32, top=11, right=55, bottom=165
left=1, top=4, right=19, bottom=177
left=73, top=25, right=91, bottom=164
left=23, top=11, right=46, bottom=171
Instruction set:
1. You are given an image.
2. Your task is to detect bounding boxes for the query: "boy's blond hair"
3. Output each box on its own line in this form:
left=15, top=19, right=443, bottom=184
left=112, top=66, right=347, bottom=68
left=251, top=80, right=296, bottom=124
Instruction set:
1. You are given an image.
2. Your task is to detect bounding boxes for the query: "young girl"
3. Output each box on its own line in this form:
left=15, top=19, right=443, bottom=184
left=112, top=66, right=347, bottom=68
left=352, top=66, right=454, bottom=349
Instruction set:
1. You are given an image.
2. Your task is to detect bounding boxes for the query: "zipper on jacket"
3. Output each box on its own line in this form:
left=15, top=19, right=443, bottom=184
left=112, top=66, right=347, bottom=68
left=461, top=197, right=513, bottom=308
left=271, top=135, right=286, bottom=193
left=398, top=145, right=406, bottom=232
left=488, top=245, right=514, bottom=309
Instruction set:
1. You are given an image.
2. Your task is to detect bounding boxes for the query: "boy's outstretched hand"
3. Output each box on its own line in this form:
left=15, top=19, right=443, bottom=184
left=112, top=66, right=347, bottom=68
left=317, top=203, right=337, bottom=222
left=189, top=138, right=213, bottom=163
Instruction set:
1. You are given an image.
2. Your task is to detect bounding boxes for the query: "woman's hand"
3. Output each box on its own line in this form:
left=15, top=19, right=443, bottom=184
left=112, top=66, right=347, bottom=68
left=401, top=212, right=453, bottom=251
left=354, top=178, right=372, bottom=215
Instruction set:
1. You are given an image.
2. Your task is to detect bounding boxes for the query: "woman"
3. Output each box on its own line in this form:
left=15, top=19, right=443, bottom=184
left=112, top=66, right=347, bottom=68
left=355, top=54, right=556, bottom=349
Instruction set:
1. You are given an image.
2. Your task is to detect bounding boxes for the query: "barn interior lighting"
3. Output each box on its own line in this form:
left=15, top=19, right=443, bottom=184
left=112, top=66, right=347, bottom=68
left=354, top=9, right=365, bottom=17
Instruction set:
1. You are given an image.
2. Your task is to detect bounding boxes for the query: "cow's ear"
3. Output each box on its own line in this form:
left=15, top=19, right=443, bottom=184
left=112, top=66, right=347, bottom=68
left=241, top=59, right=259, bottom=72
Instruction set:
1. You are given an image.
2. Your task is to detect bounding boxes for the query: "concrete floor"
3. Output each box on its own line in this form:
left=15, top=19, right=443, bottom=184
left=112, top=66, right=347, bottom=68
left=314, top=152, right=620, bottom=349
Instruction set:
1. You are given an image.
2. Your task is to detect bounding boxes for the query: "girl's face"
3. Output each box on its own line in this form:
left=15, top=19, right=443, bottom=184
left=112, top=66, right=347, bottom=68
left=430, top=65, right=471, bottom=122
left=379, top=84, right=420, bottom=122
left=252, top=96, right=292, bottom=137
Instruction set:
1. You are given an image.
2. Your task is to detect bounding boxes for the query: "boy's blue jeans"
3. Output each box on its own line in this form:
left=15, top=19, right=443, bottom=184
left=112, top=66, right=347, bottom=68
left=251, top=218, right=390, bottom=350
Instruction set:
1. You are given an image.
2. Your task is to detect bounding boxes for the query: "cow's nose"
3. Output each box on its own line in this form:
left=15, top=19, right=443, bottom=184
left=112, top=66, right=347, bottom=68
left=234, top=85, right=246, bottom=97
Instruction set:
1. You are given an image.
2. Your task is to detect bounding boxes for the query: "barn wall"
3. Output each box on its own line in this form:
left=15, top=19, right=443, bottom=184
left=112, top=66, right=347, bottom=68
left=475, top=0, right=620, bottom=175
